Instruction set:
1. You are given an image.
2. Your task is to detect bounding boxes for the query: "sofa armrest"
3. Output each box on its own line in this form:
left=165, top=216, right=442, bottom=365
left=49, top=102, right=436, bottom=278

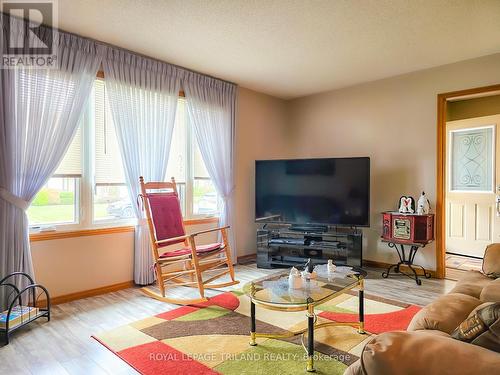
left=483, top=243, right=500, bottom=278
left=343, top=330, right=500, bottom=375
left=480, top=278, right=500, bottom=302
left=450, top=271, right=493, bottom=298
left=407, top=293, right=482, bottom=333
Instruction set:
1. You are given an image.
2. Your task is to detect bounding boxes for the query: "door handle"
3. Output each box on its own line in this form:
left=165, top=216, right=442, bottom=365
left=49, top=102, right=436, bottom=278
left=496, top=196, right=500, bottom=217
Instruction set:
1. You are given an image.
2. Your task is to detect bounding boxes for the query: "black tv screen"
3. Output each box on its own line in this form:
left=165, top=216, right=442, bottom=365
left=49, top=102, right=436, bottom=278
left=255, top=157, right=370, bottom=226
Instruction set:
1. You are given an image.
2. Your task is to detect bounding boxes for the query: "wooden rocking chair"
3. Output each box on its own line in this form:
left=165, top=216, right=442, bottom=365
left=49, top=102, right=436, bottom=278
left=139, top=176, right=239, bottom=305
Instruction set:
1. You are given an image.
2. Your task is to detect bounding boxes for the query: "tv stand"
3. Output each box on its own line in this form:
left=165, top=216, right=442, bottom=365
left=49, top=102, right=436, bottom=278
left=257, top=223, right=362, bottom=269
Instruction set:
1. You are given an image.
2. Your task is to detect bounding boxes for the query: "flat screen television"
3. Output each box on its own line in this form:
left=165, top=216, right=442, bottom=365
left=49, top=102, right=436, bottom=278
left=255, top=157, right=370, bottom=227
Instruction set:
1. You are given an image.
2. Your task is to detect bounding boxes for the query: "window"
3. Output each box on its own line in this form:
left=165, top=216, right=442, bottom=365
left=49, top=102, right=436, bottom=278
left=23, top=69, right=82, bottom=227
left=27, top=125, right=82, bottom=227
left=193, top=144, right=218, bottom=216
left=28, top=78, right=218, bottom=230
left=27, top=177, right=79, bottom=226
left=92, top=80, right=131, bottom=222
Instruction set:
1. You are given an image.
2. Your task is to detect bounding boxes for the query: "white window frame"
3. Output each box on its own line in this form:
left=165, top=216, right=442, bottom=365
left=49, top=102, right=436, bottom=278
left=29, top=81, right=218, bottom=233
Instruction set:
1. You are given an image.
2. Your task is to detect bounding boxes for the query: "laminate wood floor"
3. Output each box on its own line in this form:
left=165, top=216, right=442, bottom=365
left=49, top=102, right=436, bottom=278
left=445, top=254, right=484, bottom=281
left=0, top=264, right=455, bottom=375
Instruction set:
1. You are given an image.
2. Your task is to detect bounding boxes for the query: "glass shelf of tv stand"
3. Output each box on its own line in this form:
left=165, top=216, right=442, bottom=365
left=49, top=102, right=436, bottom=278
left=267, top=256, right=349, bottom=268
left=273, top=229, right=357, bottom=238
left=268, top=242, right=344, bottom=252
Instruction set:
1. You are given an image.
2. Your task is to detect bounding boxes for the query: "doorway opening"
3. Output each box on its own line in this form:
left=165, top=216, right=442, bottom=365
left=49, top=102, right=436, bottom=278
left=437, top=84, right=500, bottom=279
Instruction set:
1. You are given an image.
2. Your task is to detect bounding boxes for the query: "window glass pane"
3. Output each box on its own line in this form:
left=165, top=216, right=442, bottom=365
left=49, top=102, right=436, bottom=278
left=18, top=70, right=82, bottom=178
left=194, top=143, right=210, bottom=178
left=450, top=127, right=494, bottom=191
left=54, top=125, right=82, bottom=177
left=94, top=79, right=127, bottom=185
left=28, top=177, right=78, bottom=226
left=166, top=99, right=187, bottom=183
left=94, top=185, right=132, bottom=220
left=19, top=70, right=82, bottom=176
left=176, top=183, right=187, bottom=217
left=165, top=99, right=188, bottom=215
left=92, top=79, right=132, bottom=222
left=193, top=179, right=218, bottom=216
left=165, top=97, right=218, bottom=218
left=192, top=118, right=217, bottom=216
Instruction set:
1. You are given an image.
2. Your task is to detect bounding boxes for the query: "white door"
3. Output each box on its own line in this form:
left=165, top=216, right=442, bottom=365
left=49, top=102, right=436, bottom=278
left=446, top=114, right=500, bottom=258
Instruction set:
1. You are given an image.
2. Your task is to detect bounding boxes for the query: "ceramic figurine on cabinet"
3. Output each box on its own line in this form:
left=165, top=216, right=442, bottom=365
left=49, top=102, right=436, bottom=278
left=416, top=191, right=431, bottom=215
left=398, top=196, right=415, bottom=214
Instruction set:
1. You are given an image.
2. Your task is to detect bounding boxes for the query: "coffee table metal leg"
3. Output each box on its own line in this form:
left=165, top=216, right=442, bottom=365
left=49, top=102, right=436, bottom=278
left=250, top=300, right=257, bottom=346
left=358, top=278, right=365, bottom=334
left=306, top=303, right=315, bottom=372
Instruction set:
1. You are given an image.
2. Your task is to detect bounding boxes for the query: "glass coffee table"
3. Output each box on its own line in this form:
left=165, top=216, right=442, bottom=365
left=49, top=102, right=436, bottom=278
left=243, top=266, right=367, bottom=372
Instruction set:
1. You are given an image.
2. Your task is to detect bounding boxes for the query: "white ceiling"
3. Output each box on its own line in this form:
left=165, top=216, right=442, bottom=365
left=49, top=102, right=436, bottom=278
left=57, top=0, right=500, bottom=99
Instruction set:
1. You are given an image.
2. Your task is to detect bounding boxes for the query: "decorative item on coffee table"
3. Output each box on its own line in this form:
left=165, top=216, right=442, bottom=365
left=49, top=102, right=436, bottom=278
left=381, top=212, right=434, bottom=285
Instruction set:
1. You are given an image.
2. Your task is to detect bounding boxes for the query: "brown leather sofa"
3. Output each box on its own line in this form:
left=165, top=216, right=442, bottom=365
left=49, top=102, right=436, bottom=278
left=345, top=244, right=500, bottom=375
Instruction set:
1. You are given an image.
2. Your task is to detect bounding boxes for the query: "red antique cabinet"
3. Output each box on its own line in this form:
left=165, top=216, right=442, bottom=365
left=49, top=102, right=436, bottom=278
left=381, top=211, right=434, bottom=285
left=382, top=212, right=434, bottom=245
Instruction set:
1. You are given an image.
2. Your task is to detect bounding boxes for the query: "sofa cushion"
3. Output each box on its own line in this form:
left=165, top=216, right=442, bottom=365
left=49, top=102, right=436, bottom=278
left=451, top=302, right=500, bottom=353
left=343, top=330, right=500, bottom=375
left=407, top=293, right=482, bottom=334
left=483, top=243, right=500, bottom=278
left=480, top=278, right=500, bottom=303
left=450, top=270, right=493, bottom=298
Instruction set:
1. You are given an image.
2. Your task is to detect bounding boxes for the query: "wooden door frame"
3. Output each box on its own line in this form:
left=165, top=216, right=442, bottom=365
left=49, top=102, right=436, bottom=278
left=436, top=84, right=500, bottom=278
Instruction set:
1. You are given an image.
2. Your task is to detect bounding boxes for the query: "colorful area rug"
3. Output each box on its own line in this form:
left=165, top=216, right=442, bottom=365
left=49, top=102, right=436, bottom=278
left=93, top=291, right=420, bottom=374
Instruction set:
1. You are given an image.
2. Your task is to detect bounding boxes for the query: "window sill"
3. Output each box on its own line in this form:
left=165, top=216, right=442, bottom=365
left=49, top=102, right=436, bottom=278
left=29, top=226, right=134, bottom=242
left=29, top=217, right=219, bottom=242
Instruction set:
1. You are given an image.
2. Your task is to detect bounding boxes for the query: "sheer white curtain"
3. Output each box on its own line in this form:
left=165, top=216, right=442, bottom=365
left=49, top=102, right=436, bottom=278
left=182, top=73, right=237, bottom=259
left=0, top=16, right=103, bottom=307
left=102, top=49, right=181, bottom=285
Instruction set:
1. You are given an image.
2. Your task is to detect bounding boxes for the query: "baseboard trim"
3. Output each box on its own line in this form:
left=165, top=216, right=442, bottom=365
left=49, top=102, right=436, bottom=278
left=49, top=280, right=135, bottom=305
left=237, top=254, right=257, bottom=264
left=363, top=259, right=438, bottom=278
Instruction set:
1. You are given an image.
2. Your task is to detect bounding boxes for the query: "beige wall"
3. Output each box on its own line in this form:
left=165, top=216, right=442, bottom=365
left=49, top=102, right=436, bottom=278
left=31, top=232, right=134, bottom=297
left=287, top=53, right=500, bottom=270
left=234, top=87, right=291, bottom=256
left=448, top=94, right=500, bottom=121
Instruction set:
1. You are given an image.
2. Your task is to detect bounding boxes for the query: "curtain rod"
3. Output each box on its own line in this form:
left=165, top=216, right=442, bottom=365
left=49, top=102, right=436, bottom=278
left=0, top=11, right=236, bottom=86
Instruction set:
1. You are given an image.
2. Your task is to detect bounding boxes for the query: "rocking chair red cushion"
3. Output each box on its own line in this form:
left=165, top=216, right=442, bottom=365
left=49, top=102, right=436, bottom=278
left=159, top=243, right=224, bottom=258
left=148, top=193, right=186, bottom=247
left=148, top=192, right=223, bottom=257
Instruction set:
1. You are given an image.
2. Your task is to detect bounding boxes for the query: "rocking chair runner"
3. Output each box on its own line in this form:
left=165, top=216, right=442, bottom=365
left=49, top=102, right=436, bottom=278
left=139, top=176, right=239, bottom=305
